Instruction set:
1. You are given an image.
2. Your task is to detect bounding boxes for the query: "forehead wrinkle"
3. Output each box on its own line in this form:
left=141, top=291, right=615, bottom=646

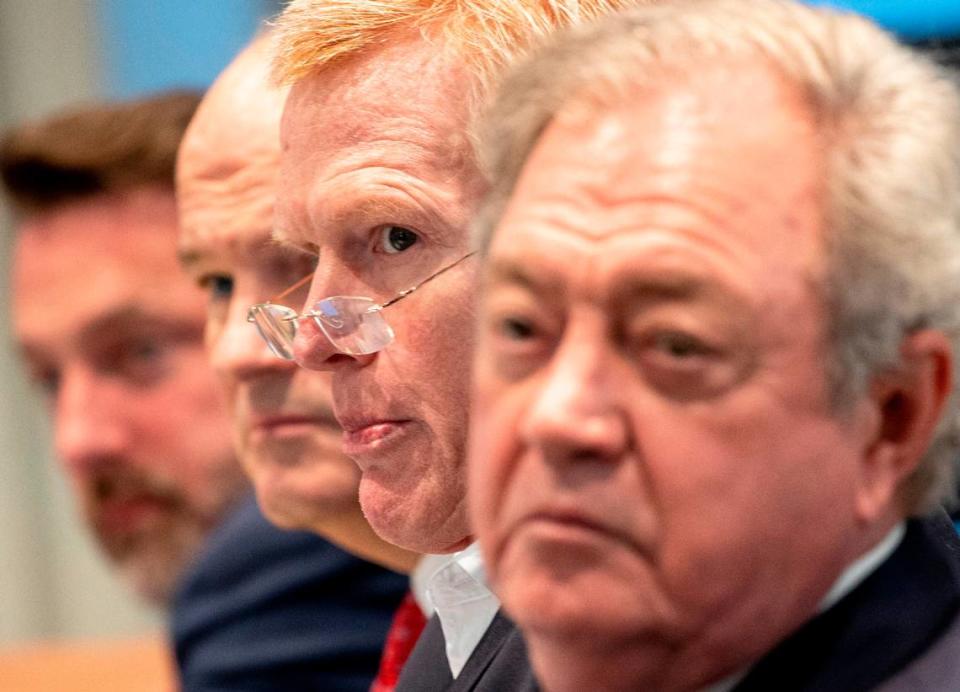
left=484, top=258, right=566, bottom=300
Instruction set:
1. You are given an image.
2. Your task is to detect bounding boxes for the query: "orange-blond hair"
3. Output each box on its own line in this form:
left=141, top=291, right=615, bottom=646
left=272, top=0, right=641, bottom=103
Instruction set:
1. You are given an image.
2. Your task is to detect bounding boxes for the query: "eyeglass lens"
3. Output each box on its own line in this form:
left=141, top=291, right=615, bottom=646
left=311, top=297, right=395, bottom=355
left=250, top=298, right=395, bottom=358
left=250, top=304, right=298, bottom=360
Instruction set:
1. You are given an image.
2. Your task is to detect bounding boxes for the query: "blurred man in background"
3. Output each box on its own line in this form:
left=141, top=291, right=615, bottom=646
left=469, top=2, right=960, bottom=690
left=1, top=92, right=407, bottom=690
left=3, top=92, right=243, bottom=608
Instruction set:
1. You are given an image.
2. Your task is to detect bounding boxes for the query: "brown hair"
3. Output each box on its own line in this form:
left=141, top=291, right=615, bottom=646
left=0, top=90, right=201, bottom=214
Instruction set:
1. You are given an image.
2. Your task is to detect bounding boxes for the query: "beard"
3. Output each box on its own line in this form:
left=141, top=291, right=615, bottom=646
left=80, top=460, right=248, bottom=607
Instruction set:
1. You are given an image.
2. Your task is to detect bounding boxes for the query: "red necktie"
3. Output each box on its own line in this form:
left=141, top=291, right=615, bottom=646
left=371, top=591, right=428, bottom=692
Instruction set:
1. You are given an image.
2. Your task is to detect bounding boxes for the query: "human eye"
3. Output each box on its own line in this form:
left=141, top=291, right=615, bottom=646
left=497, top=315, right=538, bottom=342
left=27, top=364, right=60, bottom=398
left=482, top=298, right=556, bottom=380
left=650, top=331, right=715, bottom=360
left=631, top=324, right=737, bottom=399
left=198, top=273, right=234, bottom=304
left=376, top=225, right=420, bottom=254
left=98, top=333, right=179, bottom=387
left=116, top=338, right=169, bottom=375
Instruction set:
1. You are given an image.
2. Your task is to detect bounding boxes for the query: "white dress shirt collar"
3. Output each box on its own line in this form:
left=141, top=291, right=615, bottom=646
left=410, top=553, right=449, bottom=618
left=426, top=542, right=501, bottom=678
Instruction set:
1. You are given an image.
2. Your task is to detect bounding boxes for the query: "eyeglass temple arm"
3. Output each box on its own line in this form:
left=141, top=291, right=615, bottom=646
left=273, top=271, right=315, bottom=303
left=378, top=251, right=477, bottom=310
left=246, top=272, right=315, bottom=323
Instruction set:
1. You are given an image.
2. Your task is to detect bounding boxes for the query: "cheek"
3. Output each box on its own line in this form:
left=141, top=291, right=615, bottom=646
left=468, top=375, right=527, bottom=569
left=641, top=406, right=861, bottom=602
left=140, top=358, right=232, bottom=461
left=400, top=293, right=477, bottom=415
left=203, top=315, right=226, bottom=361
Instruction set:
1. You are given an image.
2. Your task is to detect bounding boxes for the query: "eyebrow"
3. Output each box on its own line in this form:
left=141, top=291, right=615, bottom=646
left=76, top=305, right=203, bottom=346
left=177, top=246, right=204, bottom=269
left=484, top=259, right=564, bottom=299
left=276, top=184, right=458, bottom=248
left=486, top=257, right=740, bottom=311
left=616, top=275, right=711, bottom=304
left=19, top=305, right=203, bottom=363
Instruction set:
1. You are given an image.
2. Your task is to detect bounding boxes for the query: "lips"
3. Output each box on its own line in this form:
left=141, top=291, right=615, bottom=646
left=249, top=411, right=340, bottom=436
left=526, top=509, right=611, bottom=534
left=338, top=416, right=412, bottom=459
left=95, top=494, right=171, bottom=533
left=516, top=506, right=642, bottom=553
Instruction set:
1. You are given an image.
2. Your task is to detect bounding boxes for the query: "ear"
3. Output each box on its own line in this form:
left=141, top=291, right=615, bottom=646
left=854, top=329, right=952, bottom=522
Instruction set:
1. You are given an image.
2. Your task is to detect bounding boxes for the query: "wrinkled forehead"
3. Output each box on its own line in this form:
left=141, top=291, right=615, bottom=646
left=280, top=34, right=476, bottom=172
left=485, top=63, right=827, bottom=307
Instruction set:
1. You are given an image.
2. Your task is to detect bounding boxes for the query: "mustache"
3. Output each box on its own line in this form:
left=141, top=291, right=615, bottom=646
left=86, top=466, right=183, bottom=508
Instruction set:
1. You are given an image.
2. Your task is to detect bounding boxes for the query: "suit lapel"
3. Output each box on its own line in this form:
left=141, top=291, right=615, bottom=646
left=734, top=513, right=960, bottom=692
left=395, top=614, right=454, bottom=691
left=450, top=611, right=524, bottom=691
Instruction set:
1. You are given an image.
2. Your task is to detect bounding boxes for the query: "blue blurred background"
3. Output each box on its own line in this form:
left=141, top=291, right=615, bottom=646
left=96, top=0, right=281, bottom=98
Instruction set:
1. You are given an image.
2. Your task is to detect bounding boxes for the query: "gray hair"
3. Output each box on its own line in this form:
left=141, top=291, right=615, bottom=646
left=474, top=0, right=960, bottom=514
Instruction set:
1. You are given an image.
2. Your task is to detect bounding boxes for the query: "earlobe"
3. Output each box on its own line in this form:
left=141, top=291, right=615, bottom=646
left=855, top=330, right=952, bottom=522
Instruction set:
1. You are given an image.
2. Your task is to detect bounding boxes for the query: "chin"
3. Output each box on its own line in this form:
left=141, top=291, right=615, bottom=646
left=501, top=573, right=598, bottom=638
left=251, top=460, right=360, bottom=522
left=359, top=475, right=469, bottom=553
left=496, top=542, right=656, bottom=643
left=255, top=485, right=338, bottom=531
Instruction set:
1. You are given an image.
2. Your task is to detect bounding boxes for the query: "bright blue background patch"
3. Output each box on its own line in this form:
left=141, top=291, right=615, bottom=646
left=806, top=1, right=960, bottom=41
left=95, top=0, right=280, bottom=99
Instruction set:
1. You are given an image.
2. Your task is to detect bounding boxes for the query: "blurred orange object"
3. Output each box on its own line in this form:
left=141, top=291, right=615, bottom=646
left=0, top=635, right=175, bottom=692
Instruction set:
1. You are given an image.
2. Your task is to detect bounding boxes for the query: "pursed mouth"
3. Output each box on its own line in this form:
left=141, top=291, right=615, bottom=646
left=340, top=419, right=413, bottom=459
left=517, top=510, right=643, bottom=554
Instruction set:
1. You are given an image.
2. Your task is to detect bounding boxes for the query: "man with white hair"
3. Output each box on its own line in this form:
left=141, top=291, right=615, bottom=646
left=469, top=1, right=960, bottom=690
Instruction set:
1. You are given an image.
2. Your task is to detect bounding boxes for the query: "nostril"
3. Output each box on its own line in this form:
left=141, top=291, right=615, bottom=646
left=292, top=319, right=336, bottom=369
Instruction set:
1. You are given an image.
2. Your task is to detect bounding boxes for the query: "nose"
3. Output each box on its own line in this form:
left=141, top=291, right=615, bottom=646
left=210, top=299, right=292, bottom=381
left=291, top=262, right=375, bottom=371
left=54, top=365, right=130, bottom=476
left=521, top=337, right=629, bottom=465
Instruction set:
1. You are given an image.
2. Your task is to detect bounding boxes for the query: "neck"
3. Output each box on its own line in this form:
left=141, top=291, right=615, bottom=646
left=314, top=508, right=420, bottom=574
left=529, top=519, right=906, bottom=692
left=529, top=632, right=697, bottom=692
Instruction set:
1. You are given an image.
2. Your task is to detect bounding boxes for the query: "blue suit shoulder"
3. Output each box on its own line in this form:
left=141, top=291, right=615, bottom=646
left=172, top=494, right=408, bottom=691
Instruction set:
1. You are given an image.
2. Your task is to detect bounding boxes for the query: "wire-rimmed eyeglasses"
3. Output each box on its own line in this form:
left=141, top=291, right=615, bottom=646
left=247, top=252, right=476, bottom=360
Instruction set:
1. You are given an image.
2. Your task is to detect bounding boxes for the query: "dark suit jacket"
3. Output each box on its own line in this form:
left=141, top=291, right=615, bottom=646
left=733, top=511, right=960, bottom=692
left=171, top=494, right=408, bottom=691
left=396, top=610, right=537, bottom=691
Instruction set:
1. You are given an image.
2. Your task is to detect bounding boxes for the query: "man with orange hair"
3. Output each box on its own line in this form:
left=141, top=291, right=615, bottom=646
left=262, top=2, right=636, bottom=689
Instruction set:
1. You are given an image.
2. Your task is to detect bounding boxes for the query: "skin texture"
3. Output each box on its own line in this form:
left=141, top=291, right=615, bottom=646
left=12, top=186, right=246, bottom=606
left=177, top=38, right=416, bottom=572
left=277, top=35, right=484, bottom=554
left=469, top=63, right=951, bottom=691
